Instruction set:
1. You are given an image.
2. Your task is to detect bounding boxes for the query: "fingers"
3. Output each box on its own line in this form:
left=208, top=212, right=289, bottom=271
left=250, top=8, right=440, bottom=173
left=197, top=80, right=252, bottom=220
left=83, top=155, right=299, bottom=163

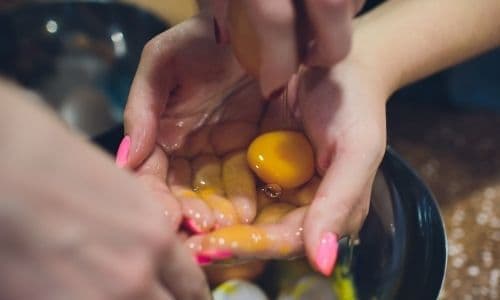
left=123, top=31, right=176, bottom=169
left=302, top=143, right=380, bottom=276
left=158, top=236, right=211, bottom=300
left=136, top=146, right=182, bottom=228
left=168, top=158, right=215, bottom=233
left=192, top=154, right=225, bottom=195
left=198, top=191, right=239, bottom=228
left=210, top=0, right=230, bottom=44
left=304, top=0, right=353, bottom=66
left=222, top=151, right=257, bottom=223
left=229, top=0, right=298, bottom=97
left=187, top=207, right=307, bottom=261
left=254, top=202, right=296, bottom=225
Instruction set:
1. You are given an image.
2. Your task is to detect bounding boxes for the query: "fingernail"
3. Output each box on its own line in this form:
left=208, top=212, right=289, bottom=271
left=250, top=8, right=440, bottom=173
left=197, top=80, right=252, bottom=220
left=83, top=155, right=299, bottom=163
left=182, top=218, right=203, bottom=234
left=115, top=136, right=131, bottom=168
left=196, top=255, right=212, bottom=266
left=213, top=17, right=221, bottom=44
left=315, top=232, right=338, bottom=276
left=197, top=249, right=233, bottom=261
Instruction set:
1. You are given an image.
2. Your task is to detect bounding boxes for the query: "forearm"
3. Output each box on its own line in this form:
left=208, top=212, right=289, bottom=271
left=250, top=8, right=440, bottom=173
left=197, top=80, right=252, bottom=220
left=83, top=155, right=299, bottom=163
left=352, top=0, right=500, bottom=95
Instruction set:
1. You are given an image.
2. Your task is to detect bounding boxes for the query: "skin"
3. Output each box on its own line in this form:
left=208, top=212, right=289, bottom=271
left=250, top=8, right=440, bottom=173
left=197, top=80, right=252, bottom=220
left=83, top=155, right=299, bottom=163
left=4, top=2, right=498, bottom=297
left=125, top=0, right=500, bottom=273
left=207, top=0, right=365, bottom=96
left=0, top=79, right=211, bottom=300
left=121, top=7, right=381, bottom=266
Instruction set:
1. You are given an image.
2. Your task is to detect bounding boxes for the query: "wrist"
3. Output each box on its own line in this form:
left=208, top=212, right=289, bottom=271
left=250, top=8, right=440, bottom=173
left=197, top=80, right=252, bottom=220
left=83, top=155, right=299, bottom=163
left=346, top=27, right=397, bottom=105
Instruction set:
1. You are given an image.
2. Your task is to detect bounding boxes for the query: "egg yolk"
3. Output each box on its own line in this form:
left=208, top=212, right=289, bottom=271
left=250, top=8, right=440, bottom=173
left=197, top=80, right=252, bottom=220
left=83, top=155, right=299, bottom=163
left=247, top=131, right=315, bottom=189
left=202, top=225, right=270, bottom=253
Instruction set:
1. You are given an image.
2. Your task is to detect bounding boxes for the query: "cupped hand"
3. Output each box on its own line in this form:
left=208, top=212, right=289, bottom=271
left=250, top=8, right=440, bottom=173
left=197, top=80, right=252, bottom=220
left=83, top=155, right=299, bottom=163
left=122, top=13, right=246, bottom=170
left=295, top=59, right=388, bottom=275
left=0, top=80, right=210, bottom=300
left=180, top=56, right=389, bottom=277
left=123, top=11, right=389, bottom=277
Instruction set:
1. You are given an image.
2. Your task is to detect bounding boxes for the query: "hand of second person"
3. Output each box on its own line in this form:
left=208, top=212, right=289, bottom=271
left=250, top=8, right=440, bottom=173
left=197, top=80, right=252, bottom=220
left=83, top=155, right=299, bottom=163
left=0, top=80, right=211, bottom=300
left=211, top=0, right=366, bottom=96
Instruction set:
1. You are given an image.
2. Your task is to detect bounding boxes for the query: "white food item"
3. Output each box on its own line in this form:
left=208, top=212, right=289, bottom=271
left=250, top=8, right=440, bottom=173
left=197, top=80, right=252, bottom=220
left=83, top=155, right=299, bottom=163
left=212, top=279, right=268, bottom=300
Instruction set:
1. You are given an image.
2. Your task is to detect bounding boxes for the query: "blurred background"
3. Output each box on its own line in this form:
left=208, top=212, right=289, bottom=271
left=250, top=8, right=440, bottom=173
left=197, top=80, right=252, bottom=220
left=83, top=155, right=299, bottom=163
left=0, top=0, right=498, bottom=299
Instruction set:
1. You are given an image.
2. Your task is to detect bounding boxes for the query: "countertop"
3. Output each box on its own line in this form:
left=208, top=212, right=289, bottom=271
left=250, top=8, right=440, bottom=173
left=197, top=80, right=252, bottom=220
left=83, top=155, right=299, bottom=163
left=388, top=98, right=499, bottom=299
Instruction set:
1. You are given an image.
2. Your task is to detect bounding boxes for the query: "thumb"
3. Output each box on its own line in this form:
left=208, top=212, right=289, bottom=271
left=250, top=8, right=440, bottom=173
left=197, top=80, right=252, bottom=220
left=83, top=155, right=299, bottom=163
left=303, top=145, right=377, bottom=276
left=120, top=36, right=175, bottom=169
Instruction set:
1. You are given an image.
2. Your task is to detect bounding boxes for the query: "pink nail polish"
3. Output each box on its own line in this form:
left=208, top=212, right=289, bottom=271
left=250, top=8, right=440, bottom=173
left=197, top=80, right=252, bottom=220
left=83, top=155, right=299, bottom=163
left=196, top=255, right=212, bottom=266
left=182, top=218, right=203, bottom=234
left=315, top=232, right=338, bottom=276
left=197, top=249, right=233, bottom=261
left=115, top=136, right=131, bottom=167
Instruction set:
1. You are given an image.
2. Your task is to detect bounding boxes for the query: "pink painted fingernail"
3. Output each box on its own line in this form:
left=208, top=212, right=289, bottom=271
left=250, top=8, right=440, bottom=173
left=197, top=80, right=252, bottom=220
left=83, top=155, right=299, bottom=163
left=196, top=255, right=212, bottom=266
left=315, top=232, right=338, bottom=276
left=197, top=249, right=233, bottom=261
left=115, top=136, right=130, bottom=167
left=183, top=218, right=203, bottom=234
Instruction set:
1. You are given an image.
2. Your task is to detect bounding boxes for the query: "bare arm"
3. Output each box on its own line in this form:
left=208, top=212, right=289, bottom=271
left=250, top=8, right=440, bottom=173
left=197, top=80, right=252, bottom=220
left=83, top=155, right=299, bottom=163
left=353, top=0, right=500, bottom=95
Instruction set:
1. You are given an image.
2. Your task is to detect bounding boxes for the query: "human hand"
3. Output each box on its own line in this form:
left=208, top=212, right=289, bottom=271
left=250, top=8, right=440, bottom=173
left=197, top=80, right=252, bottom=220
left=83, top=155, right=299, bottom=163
left=211, top=0, right=366, bottom=96
left=295, top=59, right=388, bottom=276
left=121, top=13, right=245, bottom=170
left=0, top=80, right=210, bottom=300
left=181, top=54, right=389, bottom=277
left=123, top=10, right=388, bottom=277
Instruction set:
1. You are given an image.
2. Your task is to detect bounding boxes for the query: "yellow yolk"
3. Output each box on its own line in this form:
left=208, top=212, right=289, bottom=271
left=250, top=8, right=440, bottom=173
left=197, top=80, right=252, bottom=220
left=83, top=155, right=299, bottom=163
left=202, top=225, right=270, bottom=253
left=254, top=203, right=296, bottom=225
left=282, top=176, right=320, bottom=206
left=198, top=189, right=239, bottom=227
left=247, top=131, right=315, bottom=189
left=222, top=151, right=257, bottom=223
left=192, top=155, right=224, bottom=195
left=227, top=0, right=261, bottom=78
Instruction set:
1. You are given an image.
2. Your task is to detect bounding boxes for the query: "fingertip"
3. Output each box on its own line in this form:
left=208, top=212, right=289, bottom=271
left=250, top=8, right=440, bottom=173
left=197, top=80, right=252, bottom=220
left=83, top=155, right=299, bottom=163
left=305, top=37, right=351, bottom=67
left=305, top=0, right=353, bottom=67
left=123, top=117, right=158, bottom=169
left=314, top=231, right=339, bottom=276
left=115, top=135, right=131, bottom=168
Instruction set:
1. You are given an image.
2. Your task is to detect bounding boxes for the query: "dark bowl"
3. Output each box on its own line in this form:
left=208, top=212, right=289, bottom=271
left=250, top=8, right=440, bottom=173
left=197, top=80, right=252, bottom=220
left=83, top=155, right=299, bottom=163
left=0, top=1, right=167, bottom=137
left=94, top=125, right=447, bottom=300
